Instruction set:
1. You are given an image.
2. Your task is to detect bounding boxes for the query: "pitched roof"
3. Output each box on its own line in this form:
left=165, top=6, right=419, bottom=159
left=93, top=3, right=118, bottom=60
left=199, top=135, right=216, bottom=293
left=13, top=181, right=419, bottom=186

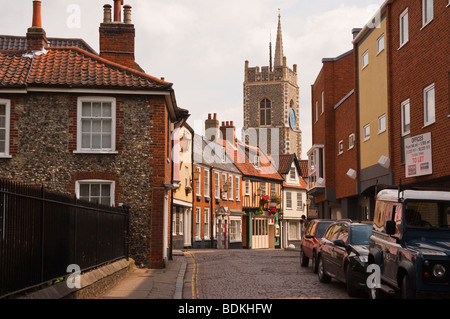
left=228, top=141, right=283, bottom=182
left=193, top=134, right=241, bottom=174
left=0, top=47, right=171, bottom=90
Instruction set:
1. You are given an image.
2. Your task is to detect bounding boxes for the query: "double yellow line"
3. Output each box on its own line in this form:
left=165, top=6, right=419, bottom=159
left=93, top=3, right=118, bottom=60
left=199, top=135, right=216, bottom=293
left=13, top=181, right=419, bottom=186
left=187, top=251, right=199, bottom=299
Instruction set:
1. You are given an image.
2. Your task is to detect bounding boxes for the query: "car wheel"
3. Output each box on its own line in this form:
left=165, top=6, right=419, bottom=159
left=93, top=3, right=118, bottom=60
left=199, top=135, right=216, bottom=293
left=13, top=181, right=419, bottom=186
left=346, top=265, right=359, bottom=297
left=312, top=251, right=319, bottom=273
left=401, top=274, right=415, bottom=299
left=318, top=255, right=331, bottom=283
left=300, top=247, right=309, bottom=267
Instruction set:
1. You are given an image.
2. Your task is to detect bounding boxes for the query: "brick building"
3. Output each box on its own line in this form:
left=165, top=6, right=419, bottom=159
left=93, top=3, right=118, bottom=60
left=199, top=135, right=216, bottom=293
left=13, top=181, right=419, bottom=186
left=0, top=1, right=189, bottom=268
left=386, top=0, right=449, bottom=189
left=192, top=114, right=244, bottom=249
left=308, top=48, right=359, bottom=220
left=308, top=0, right=449, bottom=221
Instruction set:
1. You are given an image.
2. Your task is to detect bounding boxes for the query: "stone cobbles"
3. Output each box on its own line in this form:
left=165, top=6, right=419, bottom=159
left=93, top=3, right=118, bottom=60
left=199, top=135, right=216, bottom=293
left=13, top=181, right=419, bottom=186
left=183, top=249, right=361, bottom=299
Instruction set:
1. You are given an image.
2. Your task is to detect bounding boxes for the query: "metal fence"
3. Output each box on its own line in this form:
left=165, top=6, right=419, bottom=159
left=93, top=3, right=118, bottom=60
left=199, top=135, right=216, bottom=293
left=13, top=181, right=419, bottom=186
left=0, top=179, right=129, bottom=298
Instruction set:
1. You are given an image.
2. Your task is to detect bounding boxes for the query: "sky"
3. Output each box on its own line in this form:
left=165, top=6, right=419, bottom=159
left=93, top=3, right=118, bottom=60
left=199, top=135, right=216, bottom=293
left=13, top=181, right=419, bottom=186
left=2, top=0, right=385, bottom=159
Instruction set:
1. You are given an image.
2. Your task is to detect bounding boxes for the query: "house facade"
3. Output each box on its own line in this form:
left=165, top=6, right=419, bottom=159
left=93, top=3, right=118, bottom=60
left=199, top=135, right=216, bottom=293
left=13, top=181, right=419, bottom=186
left=230, top=138, right=284, bottom=249
left=192, top=114, right=244, bottom=249
left=172, top=122, right=194, bottom=250
left=0, top=1, right=189, bottom=269
left=277, top=154, right=307, bottom=249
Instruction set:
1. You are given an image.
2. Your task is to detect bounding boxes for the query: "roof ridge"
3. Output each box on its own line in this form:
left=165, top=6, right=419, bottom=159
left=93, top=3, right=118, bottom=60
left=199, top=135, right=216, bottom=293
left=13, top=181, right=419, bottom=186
left=44, top=45, right=173, bottom=88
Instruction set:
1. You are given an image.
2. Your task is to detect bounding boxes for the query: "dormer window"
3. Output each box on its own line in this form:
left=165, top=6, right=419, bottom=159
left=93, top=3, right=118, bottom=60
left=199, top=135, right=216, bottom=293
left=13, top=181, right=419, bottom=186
left=253, top=155, right=260, bottom=168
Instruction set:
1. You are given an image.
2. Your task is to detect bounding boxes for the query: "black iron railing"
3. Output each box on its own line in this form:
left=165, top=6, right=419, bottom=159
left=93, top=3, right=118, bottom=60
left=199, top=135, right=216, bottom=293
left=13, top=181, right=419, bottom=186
left=0, top=179, right=129, bottom=298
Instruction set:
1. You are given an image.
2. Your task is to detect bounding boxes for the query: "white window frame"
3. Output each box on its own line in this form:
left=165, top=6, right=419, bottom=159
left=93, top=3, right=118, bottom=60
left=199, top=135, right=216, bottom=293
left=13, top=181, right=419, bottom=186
left=204, top=208, right=210, bottom=238
left=245, top=180, right=250, bottom=196
left=296, top=192, right=303, bottom=210
left=377, top=34, right=385, bottom=54
left=0, top=99, right=11, bottom=158
left=185, top=166, right=189, bottom=190
left=348, top=133, right=355, bottom=150
left=195, top=167, right=201, bottom=196
left=228, top=175, right=233, bottom=201
left=229, top=216, right=242, bottom=242
left=235, top=176, right=240, bottom=201
left=215, top=172, right=220, bottom=199
left=204, top=169, right=210, bottom=198
left=399, top=8, right=409, bottom=48
left=289, top=167, right=296, bottom=180
left=362, top=50, right=369, bottom=69
left=315, top=101, right=318, bottom=122
left=338, top=140, right=344, bottom=155
left=222, top=173, right=227, bottom=199
left=424, top=83, right=436, bottom=127
left=321, top=91, right=325, bottom=114
left=363, top=124, right=371, bottom=141
left=378, top=114, right=386, bottom=134
left=76, top=96, right=117, bottom=154
left=286, top=191, right=292, bottom=210
left=422, top=0, right=434, bottom=27
left=401, top=99, right=411, bottom=136
left=195, top=207, right=201, bottom=239
left=75, top=179, right=115, bottom=206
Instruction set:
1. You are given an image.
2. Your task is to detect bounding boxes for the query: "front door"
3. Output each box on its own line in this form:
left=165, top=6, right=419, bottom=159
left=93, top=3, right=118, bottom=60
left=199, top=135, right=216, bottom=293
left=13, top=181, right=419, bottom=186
left=252, top=217, right=269, bottom=249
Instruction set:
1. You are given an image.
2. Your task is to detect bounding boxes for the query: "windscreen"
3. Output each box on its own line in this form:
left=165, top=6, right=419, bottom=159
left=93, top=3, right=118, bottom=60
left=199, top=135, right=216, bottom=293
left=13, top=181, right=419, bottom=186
left=350, top=224, right=372, bottom=245
left=316, top=222, right=333, bottom=238
left=405, top=201, right=450, bottom=228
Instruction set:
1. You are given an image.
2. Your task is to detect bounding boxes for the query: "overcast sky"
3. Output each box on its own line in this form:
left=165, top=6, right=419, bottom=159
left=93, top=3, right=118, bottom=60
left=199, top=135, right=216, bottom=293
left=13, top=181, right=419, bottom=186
left=2, top=0, right=384, bottom=159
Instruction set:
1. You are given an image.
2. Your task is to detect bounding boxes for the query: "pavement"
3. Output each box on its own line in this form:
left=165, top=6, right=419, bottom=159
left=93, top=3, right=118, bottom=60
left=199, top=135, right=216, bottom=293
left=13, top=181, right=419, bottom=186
left=98, top=250, right=187, bottom=299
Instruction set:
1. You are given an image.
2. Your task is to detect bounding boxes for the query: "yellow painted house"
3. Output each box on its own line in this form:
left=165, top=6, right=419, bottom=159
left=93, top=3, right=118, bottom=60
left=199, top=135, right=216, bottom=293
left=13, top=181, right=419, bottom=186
left=172, top=122, right=194, bottom=249
left=353, top=9, right=393, bottom=218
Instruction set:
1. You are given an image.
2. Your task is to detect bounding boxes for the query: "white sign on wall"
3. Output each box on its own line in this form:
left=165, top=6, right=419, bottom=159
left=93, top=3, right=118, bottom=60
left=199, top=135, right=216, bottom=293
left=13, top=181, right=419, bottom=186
left=404, top=132, right=432, bottom=178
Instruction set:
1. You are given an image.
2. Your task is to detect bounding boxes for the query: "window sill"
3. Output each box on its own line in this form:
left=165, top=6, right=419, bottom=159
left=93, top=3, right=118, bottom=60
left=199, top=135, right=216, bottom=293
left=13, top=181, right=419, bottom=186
left=398, top=40, right=409, bottom=50
left=0, top=155, right=12, bottom=159
left=74, top=150, right=118, bottom=155
left=420, top=19, right=433, bottom=31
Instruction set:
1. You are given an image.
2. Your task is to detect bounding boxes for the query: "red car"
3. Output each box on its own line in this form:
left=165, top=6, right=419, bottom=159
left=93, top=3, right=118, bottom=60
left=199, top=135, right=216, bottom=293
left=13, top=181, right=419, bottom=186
left=300, top=219, right=333, bottom=273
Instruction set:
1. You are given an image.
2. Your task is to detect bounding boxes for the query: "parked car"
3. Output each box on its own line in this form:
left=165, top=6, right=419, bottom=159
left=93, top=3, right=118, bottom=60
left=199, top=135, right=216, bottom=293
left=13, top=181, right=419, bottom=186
left=368, top=188, right=450, bottom=299
left=317, top=220, right=373, bottom=297
left=300, top=219, right=334, bottom=272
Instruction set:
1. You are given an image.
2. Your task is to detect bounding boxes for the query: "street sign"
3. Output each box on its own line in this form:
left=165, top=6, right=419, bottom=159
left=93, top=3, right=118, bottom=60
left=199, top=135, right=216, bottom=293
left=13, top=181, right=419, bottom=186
left=404, top=132, right=432, bottom=178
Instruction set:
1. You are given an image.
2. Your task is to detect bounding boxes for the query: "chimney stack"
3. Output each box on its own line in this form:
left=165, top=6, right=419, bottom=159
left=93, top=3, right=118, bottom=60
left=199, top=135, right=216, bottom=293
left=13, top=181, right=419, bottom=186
left=220, top=120, right=236, bottom=146
left=26, top=0, right=48, bottom=51
left=205, top=113, right=220, bottom=142
left=99, top=1, right=136, bottom=69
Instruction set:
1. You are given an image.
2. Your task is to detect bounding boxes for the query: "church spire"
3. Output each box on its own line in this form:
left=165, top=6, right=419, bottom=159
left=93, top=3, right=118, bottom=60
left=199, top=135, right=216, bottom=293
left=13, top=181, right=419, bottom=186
left=273, top=10, right=284, bottom=67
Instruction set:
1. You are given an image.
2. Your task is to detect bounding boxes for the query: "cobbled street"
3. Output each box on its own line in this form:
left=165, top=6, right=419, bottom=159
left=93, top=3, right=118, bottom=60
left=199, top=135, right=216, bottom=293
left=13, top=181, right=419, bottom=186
left=182, top=249, right=365, bottom=299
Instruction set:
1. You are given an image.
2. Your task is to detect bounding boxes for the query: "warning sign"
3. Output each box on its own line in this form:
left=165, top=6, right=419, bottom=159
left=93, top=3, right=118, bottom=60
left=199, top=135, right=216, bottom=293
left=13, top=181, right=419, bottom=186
left=404, top=132, right=432, bottom=178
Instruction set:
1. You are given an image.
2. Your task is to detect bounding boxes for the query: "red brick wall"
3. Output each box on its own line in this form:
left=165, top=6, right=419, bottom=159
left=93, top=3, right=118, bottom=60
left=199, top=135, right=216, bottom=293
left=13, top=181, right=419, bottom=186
left=388, top=1, right=449, bottom=186
left=334, top=92, right=358, bottom=199
left=311, top=51, right=355, bottom=194
left=99, top=23, right=135, bottom=69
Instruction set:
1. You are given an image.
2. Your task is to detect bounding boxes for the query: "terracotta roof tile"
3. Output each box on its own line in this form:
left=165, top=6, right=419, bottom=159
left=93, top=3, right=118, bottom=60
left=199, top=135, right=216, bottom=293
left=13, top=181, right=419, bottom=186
left=0, top=47, right=171, bottom=90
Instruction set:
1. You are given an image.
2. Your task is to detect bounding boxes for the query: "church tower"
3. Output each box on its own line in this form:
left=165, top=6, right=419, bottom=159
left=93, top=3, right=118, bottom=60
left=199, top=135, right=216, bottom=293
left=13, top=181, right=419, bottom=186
left=243, top=13, right=302, bottom=160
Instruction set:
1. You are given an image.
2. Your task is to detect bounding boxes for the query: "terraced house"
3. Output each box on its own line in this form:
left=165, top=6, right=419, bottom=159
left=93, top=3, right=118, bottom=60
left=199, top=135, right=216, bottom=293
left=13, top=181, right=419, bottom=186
left=0, top=0, right=189, bottom=269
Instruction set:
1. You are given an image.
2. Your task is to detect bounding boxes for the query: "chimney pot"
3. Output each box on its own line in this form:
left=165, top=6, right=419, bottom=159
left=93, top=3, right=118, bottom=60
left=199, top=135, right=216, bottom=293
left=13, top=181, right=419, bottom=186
left=103, top=4, right=112, bottom=23
left=208, top=113, right=211, bottom=120
left=222, top=122, right=225, bottom=126
left=123, top=5, right=132, bottom=24
left=213, top=113, right=217, bottom=120
left=32, top=0, right=42, bottom=28
left=230, top=121, right=234, bottom=126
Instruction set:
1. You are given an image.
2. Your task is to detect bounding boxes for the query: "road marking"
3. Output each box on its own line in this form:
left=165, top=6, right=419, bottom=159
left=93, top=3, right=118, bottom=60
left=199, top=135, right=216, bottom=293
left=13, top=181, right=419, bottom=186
left=187, top=251, right=199, bottom=299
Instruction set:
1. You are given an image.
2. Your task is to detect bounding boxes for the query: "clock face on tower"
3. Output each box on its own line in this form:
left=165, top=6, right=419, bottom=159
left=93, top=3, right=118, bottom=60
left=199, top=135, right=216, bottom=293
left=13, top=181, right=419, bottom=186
left=289, top=108, right=296, bottom=130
